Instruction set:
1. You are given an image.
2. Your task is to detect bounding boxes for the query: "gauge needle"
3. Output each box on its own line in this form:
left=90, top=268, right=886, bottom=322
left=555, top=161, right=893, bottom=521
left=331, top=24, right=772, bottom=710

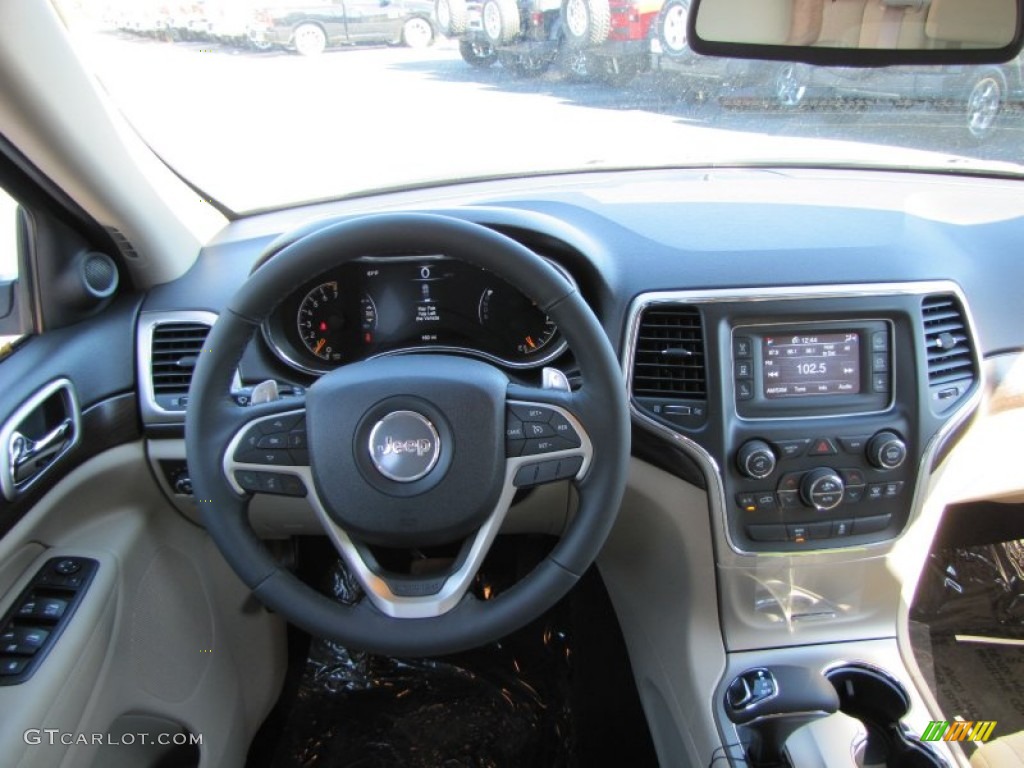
left=525, top=336, right=536, bottom=349
left=314, top=338, right=326, bottom=355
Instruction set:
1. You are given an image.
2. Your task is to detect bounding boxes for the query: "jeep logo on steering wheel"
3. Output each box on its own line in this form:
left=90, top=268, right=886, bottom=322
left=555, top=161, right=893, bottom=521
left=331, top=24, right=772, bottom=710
left=368, top=411, right=441, bottom=483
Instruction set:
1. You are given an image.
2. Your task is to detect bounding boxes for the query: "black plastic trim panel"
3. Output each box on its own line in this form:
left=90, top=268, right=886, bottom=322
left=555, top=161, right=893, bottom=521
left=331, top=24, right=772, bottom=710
left=0, top=557, right=99, bottom=685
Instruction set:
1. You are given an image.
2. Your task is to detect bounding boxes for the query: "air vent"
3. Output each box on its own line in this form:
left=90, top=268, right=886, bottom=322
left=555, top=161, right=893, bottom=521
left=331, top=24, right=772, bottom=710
left=632, top=305, right=707, bottom=427
left=922, top=294, right=975, bottom=408
left=150, top=322, right=211, bottom=408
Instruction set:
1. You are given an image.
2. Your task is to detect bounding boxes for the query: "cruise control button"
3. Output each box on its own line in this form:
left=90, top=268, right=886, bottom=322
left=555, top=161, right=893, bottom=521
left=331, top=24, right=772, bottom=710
left=522, top=437, right=576, bottom=455
left=524, top=422, right=555, bottom=439
left=509, top=405, right=552, bottom=423
left=547, top=413, right=581, bottom=446
left=505, top=418, right=525, bottom=441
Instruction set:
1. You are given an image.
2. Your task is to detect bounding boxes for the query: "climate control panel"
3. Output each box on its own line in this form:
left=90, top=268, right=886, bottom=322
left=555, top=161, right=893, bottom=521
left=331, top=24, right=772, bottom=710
left=728, top=429, right=911, bottom=550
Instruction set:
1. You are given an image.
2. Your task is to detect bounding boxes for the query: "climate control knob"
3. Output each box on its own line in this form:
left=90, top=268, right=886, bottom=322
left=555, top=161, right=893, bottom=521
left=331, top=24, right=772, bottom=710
left=867, top=431, right=907, bottom=470
left=800, top=468, right=845, bottom=511
left=737, top=440, right=777, bottom=480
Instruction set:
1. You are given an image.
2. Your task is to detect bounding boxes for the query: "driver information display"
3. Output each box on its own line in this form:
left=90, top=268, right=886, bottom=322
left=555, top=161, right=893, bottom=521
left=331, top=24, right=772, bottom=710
left=762, top=332, right=861, bottom=398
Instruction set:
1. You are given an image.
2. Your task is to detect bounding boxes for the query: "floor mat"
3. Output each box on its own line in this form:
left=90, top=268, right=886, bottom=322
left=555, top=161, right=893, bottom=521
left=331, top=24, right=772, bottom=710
left=911, top=540, right=1024, bottom=753
left=247, top=544, right=656, bottom=768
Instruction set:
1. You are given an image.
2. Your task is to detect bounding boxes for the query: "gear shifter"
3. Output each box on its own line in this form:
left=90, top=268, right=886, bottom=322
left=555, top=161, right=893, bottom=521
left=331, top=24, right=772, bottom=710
left=724, top=666, right=840, bottom=767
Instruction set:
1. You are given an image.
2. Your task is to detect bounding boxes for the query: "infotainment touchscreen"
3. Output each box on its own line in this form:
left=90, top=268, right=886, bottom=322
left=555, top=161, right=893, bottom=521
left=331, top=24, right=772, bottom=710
left=762, top=332, right=861, bottom=398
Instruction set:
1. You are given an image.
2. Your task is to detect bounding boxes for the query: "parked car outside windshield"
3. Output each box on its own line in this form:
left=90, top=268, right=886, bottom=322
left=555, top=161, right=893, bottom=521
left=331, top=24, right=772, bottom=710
left=73, top=0, right=1022, bottom=213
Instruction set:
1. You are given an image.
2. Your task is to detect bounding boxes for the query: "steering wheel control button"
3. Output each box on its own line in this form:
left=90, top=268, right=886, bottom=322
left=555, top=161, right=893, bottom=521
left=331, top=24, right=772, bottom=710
left=259, top=414, right=304, bottom=434
left=523, top=436, right=576, bottom=455
left=509, top=404, right=552, bottom=422
left=368, top=410, right=441, bottom=483
left=546, top=413, right=581, bottom=446
left=235, top=470, right=307, bottom=497
left=525, top=422, right=556, bottom=439
left=256, top=435, right=288, bottom=449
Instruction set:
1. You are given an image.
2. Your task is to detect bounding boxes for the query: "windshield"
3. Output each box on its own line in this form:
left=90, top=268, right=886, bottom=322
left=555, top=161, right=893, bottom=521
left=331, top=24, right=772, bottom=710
left=57, top=0, right=1023, bottom=213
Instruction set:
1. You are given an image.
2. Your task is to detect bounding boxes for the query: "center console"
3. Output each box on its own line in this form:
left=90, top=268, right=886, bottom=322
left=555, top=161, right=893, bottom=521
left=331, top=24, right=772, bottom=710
left=626, top=282, right=979, bottom=555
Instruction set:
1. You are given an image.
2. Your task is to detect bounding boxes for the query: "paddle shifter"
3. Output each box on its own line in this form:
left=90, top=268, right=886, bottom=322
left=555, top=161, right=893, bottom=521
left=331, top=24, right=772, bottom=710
left=724, top=666, right=840, bottom=767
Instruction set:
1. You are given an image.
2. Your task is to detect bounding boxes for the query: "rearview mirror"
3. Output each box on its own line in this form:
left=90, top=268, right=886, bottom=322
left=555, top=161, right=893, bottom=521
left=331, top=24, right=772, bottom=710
left=688, top=0, right=1024, bottom=66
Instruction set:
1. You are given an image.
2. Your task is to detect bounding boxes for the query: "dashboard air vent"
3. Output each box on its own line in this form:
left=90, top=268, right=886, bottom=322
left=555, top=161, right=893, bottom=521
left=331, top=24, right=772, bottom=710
left=632, top=304, right=706, bottom=402
left=922, top=294, right=975, bottom=408
left=150, top=322, right=211, bottom=407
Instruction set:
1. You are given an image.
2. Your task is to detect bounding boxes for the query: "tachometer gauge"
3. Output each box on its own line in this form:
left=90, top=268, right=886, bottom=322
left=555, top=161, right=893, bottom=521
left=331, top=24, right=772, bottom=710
left=297, top=282, right=348, bottom=362
left=478, top=285, right=559, bottom=358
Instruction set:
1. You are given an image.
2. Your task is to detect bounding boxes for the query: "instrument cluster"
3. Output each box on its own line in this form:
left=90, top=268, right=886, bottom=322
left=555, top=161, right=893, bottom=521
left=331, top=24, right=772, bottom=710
left=261, top=255, right=570, bottom=375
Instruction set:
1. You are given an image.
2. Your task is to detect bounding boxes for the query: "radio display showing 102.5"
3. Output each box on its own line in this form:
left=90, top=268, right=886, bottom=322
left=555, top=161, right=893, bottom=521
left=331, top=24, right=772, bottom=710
left=762, top=332, right=861, bottom=399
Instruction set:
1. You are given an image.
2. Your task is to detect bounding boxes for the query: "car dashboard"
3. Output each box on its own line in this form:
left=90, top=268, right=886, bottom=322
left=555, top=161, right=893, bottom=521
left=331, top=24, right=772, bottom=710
left=133, top=165, right=1024, bottom=767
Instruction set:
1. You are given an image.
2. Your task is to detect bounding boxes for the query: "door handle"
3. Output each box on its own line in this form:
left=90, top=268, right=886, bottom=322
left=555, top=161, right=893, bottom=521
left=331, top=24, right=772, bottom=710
left=10, top=418, right=73, bottom=482
left=0, top=379, right=81, bottom=500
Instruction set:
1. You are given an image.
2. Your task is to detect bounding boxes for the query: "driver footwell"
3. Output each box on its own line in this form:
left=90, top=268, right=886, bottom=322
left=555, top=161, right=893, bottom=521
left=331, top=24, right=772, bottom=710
left=246, top=536, right=657, bottom=768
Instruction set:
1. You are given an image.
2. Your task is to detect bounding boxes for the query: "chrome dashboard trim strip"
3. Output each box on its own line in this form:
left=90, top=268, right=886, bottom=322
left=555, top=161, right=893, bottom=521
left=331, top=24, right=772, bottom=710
left=621, top=280, right=984, bottom=559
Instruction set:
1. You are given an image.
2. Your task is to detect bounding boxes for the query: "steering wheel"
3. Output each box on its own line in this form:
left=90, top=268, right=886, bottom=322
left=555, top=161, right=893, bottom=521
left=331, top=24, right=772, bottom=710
left=185, top=213, right=630, bottom=656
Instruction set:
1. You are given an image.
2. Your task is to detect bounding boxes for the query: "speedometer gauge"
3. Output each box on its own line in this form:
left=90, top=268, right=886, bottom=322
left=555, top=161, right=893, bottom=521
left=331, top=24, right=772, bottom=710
left=478, top=285, right=558, bottom=358
left=297, top=282, right=352, bottom=362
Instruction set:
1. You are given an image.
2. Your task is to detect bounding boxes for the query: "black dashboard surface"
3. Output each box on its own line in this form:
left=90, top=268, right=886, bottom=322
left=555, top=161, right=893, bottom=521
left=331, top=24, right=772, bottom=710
left=143, top=168, right=1024, bottom=361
